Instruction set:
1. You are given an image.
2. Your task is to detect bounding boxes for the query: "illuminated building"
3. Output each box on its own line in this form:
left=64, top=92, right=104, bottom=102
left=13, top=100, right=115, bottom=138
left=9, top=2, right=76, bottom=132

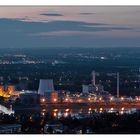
left=0, top=85, right=15, bottom=98
left=51, top=91, right=58, bottom=103
left=82, top=71, right=109, bottom=98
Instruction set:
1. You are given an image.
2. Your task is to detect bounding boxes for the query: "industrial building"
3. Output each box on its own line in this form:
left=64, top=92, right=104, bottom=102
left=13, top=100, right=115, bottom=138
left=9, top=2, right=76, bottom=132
left=38, top=79, right=60, bottom=103
left=0, top=85, right=15, bottom=98
left=38, top=79, right=54, bottom=96
left=0, top=124, right=21, bottom=134
left=82, top=71, right=104, bottom=95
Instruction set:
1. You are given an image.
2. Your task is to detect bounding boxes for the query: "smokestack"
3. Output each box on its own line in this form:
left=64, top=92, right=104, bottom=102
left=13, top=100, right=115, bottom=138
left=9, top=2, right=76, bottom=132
left=92, top=70, right=96, bottom=86
left=117, top=72, right=119, bottom=98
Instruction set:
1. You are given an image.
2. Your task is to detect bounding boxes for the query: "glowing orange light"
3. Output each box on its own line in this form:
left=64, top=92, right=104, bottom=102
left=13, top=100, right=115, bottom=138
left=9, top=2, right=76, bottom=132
left=89, top=108, right=92, bottom=111
left=42, top=109, right=46, bottom=112
left=53, top=98, right=57, bottom=102
left=121, top=107, right=124, bottom=111
left=65, top=98, right=68, bottom=102
left=53, top=112, right=57, bottom=117
left=121, top=97, right=124, bottom=100
left=88, top=98, right=91, bottom=101
left=53, top=109, right=58, bottom=112
left=41, top=98, right=46, bottom=103
left=110, top=97, right=113, bottom=101
left=110, top=107, right=114, bottom=111
left=99, top=97, right=102, bottom=101
left=100, top=108, right=103, bottom=111
left=65, top=108, right=70, bottom=112
left=0, top=86, right=15, bottom=98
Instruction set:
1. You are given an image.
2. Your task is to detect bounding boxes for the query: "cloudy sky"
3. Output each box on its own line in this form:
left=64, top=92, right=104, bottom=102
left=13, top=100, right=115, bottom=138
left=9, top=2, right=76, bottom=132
left=0, top=6, right=140, bottom=48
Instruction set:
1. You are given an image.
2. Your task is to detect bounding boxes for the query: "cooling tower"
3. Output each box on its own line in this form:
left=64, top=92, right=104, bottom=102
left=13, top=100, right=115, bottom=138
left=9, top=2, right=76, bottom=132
left=38, top=79, right=54, bottom=96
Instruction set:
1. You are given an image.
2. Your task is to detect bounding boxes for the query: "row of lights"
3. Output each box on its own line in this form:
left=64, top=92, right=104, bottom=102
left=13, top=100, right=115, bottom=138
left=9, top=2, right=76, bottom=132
left=88, top=107, right=125, bottom=111
left=41, top=96, right=128, bottom=104
left=135, top=96, right=140, bottom=101
left=40, top=97, right=58, bottom=103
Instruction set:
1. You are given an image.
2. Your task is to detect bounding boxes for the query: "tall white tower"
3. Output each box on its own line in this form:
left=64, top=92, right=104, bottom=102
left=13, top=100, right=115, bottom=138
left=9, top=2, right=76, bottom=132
left=92, top=70, right=96, bottom=86
left=117, top=72, right=119, bottom=98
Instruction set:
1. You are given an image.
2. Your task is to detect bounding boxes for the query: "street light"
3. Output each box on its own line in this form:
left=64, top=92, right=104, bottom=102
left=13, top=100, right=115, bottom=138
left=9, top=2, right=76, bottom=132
left=41, top=98, right=46, bottom=103
left=110, top=97, right=113, bottom=101
left=65, top=98, right=69, bottom=102
left=53, top=109, right=58, bottom=112
left=65, top=108, right=70, bottom=112
left=110, top=107, right=114, bottom=111
left=53, top=98, right=57, bottom=102
left=121, top=107, right=124, bottom=111
left=121, top=97, right=124, bottom=101
left=53, top=112, right=57, bottom=117
left=99, top=97, right=102, bottom=101
left=100, top=108, right=103, bottom=111
left=88, top=98, right=91, bottom=102
left=88, top=108, right=92, bottom=111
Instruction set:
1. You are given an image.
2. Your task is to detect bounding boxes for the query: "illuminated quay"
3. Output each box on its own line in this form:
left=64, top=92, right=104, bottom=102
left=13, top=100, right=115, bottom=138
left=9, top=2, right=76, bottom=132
left=40, top=101, right=140, bottom=111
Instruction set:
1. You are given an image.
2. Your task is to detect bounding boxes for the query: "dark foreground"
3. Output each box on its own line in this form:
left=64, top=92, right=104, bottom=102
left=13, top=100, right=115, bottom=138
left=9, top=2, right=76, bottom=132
left=0, top=110, right=140, bottom=134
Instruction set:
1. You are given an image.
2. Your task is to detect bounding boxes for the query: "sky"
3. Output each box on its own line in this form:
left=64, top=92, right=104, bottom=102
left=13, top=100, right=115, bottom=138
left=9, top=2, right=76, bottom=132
left=0, top=6, right=140, bottom=48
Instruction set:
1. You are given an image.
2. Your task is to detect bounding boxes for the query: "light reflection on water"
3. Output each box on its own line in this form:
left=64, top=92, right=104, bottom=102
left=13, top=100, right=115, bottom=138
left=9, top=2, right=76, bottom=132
left=0, top=104, right=137, bottom=118
left=41, top=107, right=138, bottom=118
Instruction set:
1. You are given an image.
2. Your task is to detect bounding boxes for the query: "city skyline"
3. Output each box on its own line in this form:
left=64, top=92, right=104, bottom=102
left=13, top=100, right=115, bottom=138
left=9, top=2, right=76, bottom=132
left=0, top=6, right=140, bottom=48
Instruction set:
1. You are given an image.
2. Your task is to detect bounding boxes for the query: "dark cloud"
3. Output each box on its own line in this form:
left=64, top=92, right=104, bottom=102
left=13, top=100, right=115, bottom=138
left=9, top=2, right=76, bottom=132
left=40, top=13, right=63, bottom=16
left=80, top=12, right=96, bottom=15
left=0, top=18, right=136, bottom=48
left=0, top=18, right=131, bottom=33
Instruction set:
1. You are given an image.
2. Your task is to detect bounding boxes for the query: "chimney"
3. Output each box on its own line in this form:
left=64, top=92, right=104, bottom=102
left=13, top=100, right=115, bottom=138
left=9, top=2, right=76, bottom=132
left=92, top=70, right=96, bottom=86
left=117, top=72, right=119, bottom=98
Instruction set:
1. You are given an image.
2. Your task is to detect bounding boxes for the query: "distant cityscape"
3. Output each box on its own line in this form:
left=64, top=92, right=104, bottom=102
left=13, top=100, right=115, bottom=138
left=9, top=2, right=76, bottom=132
left=0, top=47, right=140, bottom=134
left=1, top=5, right=140, bottom=135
